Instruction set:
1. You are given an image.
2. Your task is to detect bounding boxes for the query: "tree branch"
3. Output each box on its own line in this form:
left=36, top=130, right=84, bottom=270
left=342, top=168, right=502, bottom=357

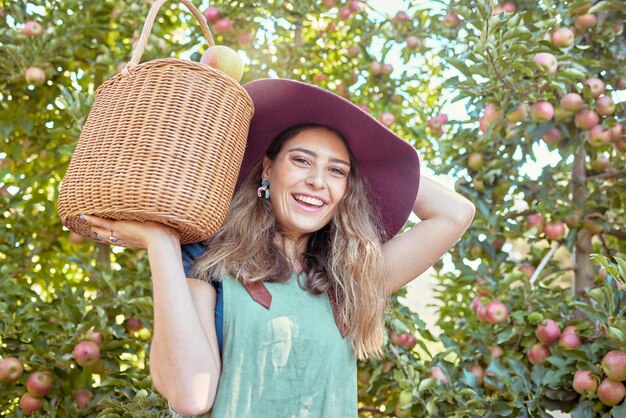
left=587, top=169, right=626, bottom=181
left=606, top=229, right=626, bottom=241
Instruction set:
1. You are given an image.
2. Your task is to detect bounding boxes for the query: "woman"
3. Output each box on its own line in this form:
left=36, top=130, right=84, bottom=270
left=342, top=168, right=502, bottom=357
left=80, top=79, right=475, bottom=417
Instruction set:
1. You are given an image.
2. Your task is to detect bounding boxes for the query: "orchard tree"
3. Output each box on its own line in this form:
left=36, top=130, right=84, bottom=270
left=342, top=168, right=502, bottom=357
left=1, top=0, right=625, bottom=417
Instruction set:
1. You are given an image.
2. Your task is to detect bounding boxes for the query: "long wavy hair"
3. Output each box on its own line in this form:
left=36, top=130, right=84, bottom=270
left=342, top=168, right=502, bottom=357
left=190, top=123, right=388, bottom=359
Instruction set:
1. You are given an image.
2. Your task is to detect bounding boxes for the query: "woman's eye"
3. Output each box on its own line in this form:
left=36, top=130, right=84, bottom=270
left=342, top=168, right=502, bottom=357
left=293, top=157, right=309, bottom=165
left=330, top=167, right=347, bottom=176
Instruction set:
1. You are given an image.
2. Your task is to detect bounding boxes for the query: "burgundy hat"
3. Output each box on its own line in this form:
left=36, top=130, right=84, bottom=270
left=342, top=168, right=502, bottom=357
left=238, top=78, right=420, bottom=239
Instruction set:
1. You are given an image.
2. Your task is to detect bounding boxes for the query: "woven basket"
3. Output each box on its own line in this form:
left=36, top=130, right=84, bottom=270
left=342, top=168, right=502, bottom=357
left=58, top=0, right=254, bottom=244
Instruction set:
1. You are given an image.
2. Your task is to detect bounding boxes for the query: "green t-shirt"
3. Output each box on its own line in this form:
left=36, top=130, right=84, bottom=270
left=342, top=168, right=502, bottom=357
left=170, top=272, right=357, bottom=418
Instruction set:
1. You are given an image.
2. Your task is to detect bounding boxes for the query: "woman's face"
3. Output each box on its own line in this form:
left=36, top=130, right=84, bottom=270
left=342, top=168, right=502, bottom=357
left=263, top=127, right=351, bottom=241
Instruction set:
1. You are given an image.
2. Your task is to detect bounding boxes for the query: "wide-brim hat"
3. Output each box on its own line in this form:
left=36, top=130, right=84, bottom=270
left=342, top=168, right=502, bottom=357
left=238, top=78, right=420, bottom=239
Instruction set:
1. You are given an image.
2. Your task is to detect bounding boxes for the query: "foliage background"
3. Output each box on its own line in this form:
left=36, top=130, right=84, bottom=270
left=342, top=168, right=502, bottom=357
left=1, top=0, right=625, bottom=416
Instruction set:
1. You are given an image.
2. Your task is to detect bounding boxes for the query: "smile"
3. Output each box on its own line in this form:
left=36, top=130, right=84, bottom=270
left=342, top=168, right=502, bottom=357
left=292, top=194, right=326, bottom=208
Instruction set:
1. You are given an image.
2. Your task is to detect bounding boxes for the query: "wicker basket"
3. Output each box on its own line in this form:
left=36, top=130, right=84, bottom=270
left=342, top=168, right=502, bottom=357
left=58, top=0, right=254, bottom=244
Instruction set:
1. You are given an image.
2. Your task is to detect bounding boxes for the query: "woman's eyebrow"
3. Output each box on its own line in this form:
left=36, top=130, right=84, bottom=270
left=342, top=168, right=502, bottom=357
left=287, top=147, right=351, bottom=167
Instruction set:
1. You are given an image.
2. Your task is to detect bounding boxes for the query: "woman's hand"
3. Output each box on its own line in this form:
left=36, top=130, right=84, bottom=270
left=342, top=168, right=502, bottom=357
left=79, top=214, right=180, bottom=249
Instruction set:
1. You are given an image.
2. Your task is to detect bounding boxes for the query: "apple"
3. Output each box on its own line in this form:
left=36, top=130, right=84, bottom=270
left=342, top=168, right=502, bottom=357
left=382, top=64, right=393, bottom=75
left=527, top=344, right=550, bottom=364
left=405, top=35, right=422, bottom=50
left=575, top=13, right=597, bottom=31
left=398, top=333, right=417, bottom=350
left=476, top=304, right=491, bottom=322
left=527, top=213, right=545, bottom=234
left=203, top=7, right=220, bottom=23
left=536, top=319, right=561, bottom=345
left=126, top=317, right=144, bottom=332
left=379, top=112, right=395, bottom=127
left=213, top=18, right=233, bottom=33
left=489, top=345, right=504, bottom=358
left=323, top=0, right=336, bottom=8
left=609, top=123, right=623, bottom=141
left=390, top=331, right=403, bottom=346
left=485, top=300, right=509, bottom=324
left=237, top=32, right=253, bottom=45
left=86, top=328, right=104, bottom=346
left=467, top=153, right=483, bottom=170
left=542, top=128, right=562, bottom=146
left=533, top=53, right=558, bottom=74
left=558, top=332, right=581, bottom=349
left=590, top=155, right=609, bottom=172
left=393, top=11, right=410, bottom=23
left=441, top=12, right=460, bottom=29
left=530, top=101, right=554, bottom=123
left=492, top=238, right=504, bottom=250
left=598, top=378, right=626, bottom=406
left=502, top=2, right=516, bottom=13
left=602, top=351, right=626, bottom=381
left=519, top=263, right=535, bottom=279
left=588, top=125, right=611, bottom=147
left=21, top=20, right=44, bottom=36
left=25, top=67, right=46, bottom=85
left=348, top=1, right=361, bottom=12
left=200, top=45, right=244, bottom=82
left=596, top=96, right=615, bottom=116
left=0, top=357, right=24, bottom=382
left=20, top=393, right=43, bottom=415
left=574, top=109, right=599, bottom=130
left=507, top=103, right=529, bottom=123
left=73, top=341, right=101, bottom=368
left=468, top=363, right=484, bottom=384
left=583, top=217, right=604, bottom=235
left=560, top=93, right=583, bottom=112
left=370, top=61, right=383, bottom=76
left=312, top=74, right=327, bottom=83
left=573, top=370, right=598, bottom=394
left=26, top=371, right=52, bottom=397
left=431, top=366, right=448, bottom=383
left=544, top=221, right=565, bottom=240
left=471, top=295, right=488, bottom=311
left=428, top=115, right=447, bottom=130
left=75, top=388, right=93, bottom=409
left=552, top=27, right=574, bottom=48
left=346, top=45, right=361, bottom=58
left=325, top=22, right=337, bottom=33
left=338, top=7, right=351, bottom=20
left=584, top=77, right=605, bottom=98
left=616, top=138, right=626, bottom=152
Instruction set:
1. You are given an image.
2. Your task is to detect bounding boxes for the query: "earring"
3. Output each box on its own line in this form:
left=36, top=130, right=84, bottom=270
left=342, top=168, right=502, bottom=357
left=257, top=178, right=270, bottom=199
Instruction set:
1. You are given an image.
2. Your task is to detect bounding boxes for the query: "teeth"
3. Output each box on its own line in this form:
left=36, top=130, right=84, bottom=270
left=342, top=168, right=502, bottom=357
left=294, top=195, right=324, bottom=207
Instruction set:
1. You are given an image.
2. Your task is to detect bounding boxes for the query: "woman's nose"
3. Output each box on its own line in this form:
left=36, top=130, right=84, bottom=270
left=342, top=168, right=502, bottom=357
left=305, top=168, right=325, bottom=189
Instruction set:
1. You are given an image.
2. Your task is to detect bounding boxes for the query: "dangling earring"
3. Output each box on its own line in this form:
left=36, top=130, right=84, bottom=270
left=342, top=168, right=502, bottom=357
left=257, top=178, right=270, bottom=199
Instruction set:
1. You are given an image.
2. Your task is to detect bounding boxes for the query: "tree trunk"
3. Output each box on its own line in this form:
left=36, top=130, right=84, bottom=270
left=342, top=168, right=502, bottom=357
left=572, top=145, right=595, bottom=295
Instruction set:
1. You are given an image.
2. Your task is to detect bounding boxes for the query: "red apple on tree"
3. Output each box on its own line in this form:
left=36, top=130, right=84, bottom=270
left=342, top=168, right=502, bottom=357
left=560, top=93, right=583, bottom=112
left=393, top=11, right=410, bottom=24
left=338, top=7, right=352, bottom=20
left=379, top=112, right=395, bottom=127
left=601, top=350, right=626, bottom=381
left=203, top=7, right=220, bottom=23
left=609, top=123, right=623, bottom=141
left=588, top=125, right=611, bottom=147
left=431, top=366, right=448, bottom=383
left=527, top=213, right=545, bottom=234
left=0, top=357, right=24, bottom=382
left=441, top=12, right=460, bottom=29
left=527, top=344, right=550, bottom=364
left=536, top=319, right=561, bottom=345
left=468, top=363, right=484, bottom=383
left=573, top=370, right=598, bottom=394
left=530, top=101, right=554, bottom=123
left=574, top=109, right=599, bottom=130
left=575, top=13, right=597, bottom=31
left=558, top=332, right=581, bottom=349
left=26, top=371, right=52, bottom=397
left=551, top=27, right=574, bottom=48
left=126, top=317, right=144, bottom=332
left=73, top=341, right=101, bottom=368
left=542, top=128, right=562, bottom=146
left=502, top=3, right=516, bottom=13
left=533, top=52, right=558, bottom=74
left=507, top=103, right=529, bottom=123
left=485, top=300, right=509, bottom=324
left=597, top=378, right=626, bottom=406
left=20, top=393, right=43, bottom=415
left=584, top=77, right=605, bottom=98
left=544, top=221, right=565, bottom=240
left=21, top=20, right=44, bottom=36
left=74, top=388, right=93, bottom=409
left=519, top=263, right=535, bottom=279
left=596, top=96, right=615, bottom=116
left=405, top=36, right=422, bottom=50
left=86, top=328, right=104, bottom=346
left=489, top=345, right=504, bottom=358
left=201, top=45, right=244, bottom=82
left=213, top=18, right=233, bottom=33
left=25, top=67, right=46, bottom=85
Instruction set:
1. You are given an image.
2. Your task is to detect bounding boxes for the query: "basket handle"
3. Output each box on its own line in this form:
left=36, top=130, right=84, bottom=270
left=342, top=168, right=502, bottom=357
left=124, top=0, right=215, bottom=74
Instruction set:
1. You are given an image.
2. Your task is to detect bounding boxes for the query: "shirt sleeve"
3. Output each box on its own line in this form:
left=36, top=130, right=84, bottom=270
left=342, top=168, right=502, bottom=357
left=180, top=242, right=207, bottom=279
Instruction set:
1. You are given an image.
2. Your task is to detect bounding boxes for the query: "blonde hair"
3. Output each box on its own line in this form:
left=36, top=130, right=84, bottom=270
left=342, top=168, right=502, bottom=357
left=190, top=124, right=388, bottom=359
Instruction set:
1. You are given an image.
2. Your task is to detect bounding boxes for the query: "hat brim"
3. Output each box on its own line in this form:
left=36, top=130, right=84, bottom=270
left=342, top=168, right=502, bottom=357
left=238, top=78, right=420, bottom=239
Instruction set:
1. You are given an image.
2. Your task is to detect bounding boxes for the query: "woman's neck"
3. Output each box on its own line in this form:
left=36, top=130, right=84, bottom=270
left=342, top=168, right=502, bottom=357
left=274, top=233, right=308, bottom=271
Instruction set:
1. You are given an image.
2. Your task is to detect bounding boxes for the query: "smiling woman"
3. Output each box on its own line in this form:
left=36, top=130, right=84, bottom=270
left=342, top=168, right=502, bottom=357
left=79, top=78, right=475, bottom=417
